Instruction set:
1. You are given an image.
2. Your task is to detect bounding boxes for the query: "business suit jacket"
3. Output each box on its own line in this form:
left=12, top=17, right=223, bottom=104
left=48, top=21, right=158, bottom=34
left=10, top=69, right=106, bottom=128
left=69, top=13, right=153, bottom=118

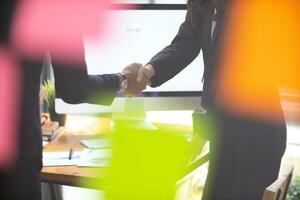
left=20, top=58, right=119, bottom=161
left=0, top=57, right=119, bottom=200
left=149, top=2, right=224, bottom=109
left=0, top=0, right=120, bottom=162
left=147, top=2, right=286, bottom=199
left=0, top=1, right=119, bottom=199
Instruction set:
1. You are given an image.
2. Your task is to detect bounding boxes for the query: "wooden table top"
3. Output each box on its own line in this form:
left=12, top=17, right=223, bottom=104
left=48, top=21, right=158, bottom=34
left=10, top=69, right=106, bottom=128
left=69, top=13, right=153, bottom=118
left=41, top=131, right=108, bottom=188
left=41, top=115, right=195, bottom=188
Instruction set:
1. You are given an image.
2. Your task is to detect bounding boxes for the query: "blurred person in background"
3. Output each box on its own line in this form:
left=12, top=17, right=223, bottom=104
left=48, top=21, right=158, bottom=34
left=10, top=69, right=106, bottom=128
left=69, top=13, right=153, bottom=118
left=123, top=0, right=286, bottom=199
left=0, top=1, right=144, bottom=199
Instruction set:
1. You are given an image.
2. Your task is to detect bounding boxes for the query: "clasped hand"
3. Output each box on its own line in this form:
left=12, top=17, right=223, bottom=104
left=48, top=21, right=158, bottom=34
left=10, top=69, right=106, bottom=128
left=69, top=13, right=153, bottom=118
left=120, top=63, right=155, bottom=97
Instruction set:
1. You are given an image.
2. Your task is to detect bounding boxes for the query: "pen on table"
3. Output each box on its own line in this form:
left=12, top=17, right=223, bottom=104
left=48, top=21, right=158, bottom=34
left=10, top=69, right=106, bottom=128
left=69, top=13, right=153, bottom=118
left=68, top=148, right=73, bottom=160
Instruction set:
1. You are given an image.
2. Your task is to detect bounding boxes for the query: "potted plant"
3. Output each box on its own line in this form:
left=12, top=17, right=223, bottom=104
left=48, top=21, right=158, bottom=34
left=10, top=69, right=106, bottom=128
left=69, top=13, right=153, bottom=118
left=287, top=176, right=300, bottom=200
left=40, top=80, right=66, bottom=126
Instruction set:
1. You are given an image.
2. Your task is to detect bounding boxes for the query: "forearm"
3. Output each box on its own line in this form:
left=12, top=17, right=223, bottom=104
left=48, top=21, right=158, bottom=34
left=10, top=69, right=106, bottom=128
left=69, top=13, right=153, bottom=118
left=148, top=11, right=201, bottom=87
left=84, top=74, right=120, bottom=105
left=148, top=43, right=200, bottom=87
left=53, top=62, right=120, bottom=105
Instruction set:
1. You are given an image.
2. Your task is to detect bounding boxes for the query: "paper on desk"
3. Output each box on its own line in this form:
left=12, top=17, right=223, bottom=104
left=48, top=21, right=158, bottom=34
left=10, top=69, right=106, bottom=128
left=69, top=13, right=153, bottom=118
left=77, top=148, right=111, bottom=167
left=80, top=138, right=112, bottom=149
left=43, top=151, right=82, bottom=166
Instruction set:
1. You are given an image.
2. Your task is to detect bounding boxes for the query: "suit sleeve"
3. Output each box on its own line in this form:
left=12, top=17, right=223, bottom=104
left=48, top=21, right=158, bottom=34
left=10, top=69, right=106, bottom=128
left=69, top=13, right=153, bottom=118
left=52, top=60, right=120, bottom=106
left=148, top=11, right=201, bottom=87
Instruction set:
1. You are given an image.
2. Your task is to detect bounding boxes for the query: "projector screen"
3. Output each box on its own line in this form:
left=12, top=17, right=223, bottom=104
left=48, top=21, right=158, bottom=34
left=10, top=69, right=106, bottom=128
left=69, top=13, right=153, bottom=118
left=84, top=9, right=204, bottom=92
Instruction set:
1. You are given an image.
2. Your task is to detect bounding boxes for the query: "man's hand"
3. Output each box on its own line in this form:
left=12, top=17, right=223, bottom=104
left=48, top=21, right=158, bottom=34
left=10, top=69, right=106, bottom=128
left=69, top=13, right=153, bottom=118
left=136, top=64, right=155, bottom=84
left=121, top=63, right=147, bottom=97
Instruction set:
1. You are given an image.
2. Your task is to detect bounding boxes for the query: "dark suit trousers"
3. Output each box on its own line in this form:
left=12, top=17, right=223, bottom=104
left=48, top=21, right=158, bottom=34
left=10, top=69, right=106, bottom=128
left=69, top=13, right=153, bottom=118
left=202, top=108, right=286, bottom=200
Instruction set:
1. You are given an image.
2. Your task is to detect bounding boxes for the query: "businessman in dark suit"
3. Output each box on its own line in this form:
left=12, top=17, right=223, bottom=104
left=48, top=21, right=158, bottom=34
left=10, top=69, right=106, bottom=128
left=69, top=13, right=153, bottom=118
left=0, top=1, right=145, bottom=199
left=124, top=0, right=287, bottom=199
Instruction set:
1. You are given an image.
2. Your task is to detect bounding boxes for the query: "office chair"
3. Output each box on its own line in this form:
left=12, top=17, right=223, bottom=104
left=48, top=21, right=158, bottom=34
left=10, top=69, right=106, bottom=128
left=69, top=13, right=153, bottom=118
left=261, top=165, right=294, bottom=200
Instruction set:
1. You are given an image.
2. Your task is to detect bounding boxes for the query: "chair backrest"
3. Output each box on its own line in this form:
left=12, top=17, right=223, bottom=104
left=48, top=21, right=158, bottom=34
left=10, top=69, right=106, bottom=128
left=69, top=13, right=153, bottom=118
left=261, top=165, right=294, bottom=200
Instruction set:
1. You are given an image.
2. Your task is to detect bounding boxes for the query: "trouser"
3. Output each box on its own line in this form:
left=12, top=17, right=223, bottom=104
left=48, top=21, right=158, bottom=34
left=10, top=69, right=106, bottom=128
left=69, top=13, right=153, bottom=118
left=0, top=158, right=42, bottom=200
left=201, top=109, right=286, bottom=200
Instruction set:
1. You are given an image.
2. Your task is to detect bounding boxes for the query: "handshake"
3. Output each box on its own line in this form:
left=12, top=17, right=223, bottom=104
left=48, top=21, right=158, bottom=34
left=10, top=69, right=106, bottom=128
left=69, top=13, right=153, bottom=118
left=118, top=63, right=155, bottom=97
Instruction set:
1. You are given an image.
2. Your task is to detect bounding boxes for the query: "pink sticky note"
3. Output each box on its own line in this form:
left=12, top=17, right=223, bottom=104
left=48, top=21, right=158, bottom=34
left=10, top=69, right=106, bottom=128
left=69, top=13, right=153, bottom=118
left=0, top=47, right=20, bottom=168
left=11, top=0, right=114, bottom=65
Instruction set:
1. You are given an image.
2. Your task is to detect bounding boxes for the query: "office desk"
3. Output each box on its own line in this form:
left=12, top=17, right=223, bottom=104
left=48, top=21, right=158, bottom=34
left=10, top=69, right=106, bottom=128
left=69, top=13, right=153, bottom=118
left=42, top=133, right=105, bottom=188
left=41, top=116, right=208, bottom=189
